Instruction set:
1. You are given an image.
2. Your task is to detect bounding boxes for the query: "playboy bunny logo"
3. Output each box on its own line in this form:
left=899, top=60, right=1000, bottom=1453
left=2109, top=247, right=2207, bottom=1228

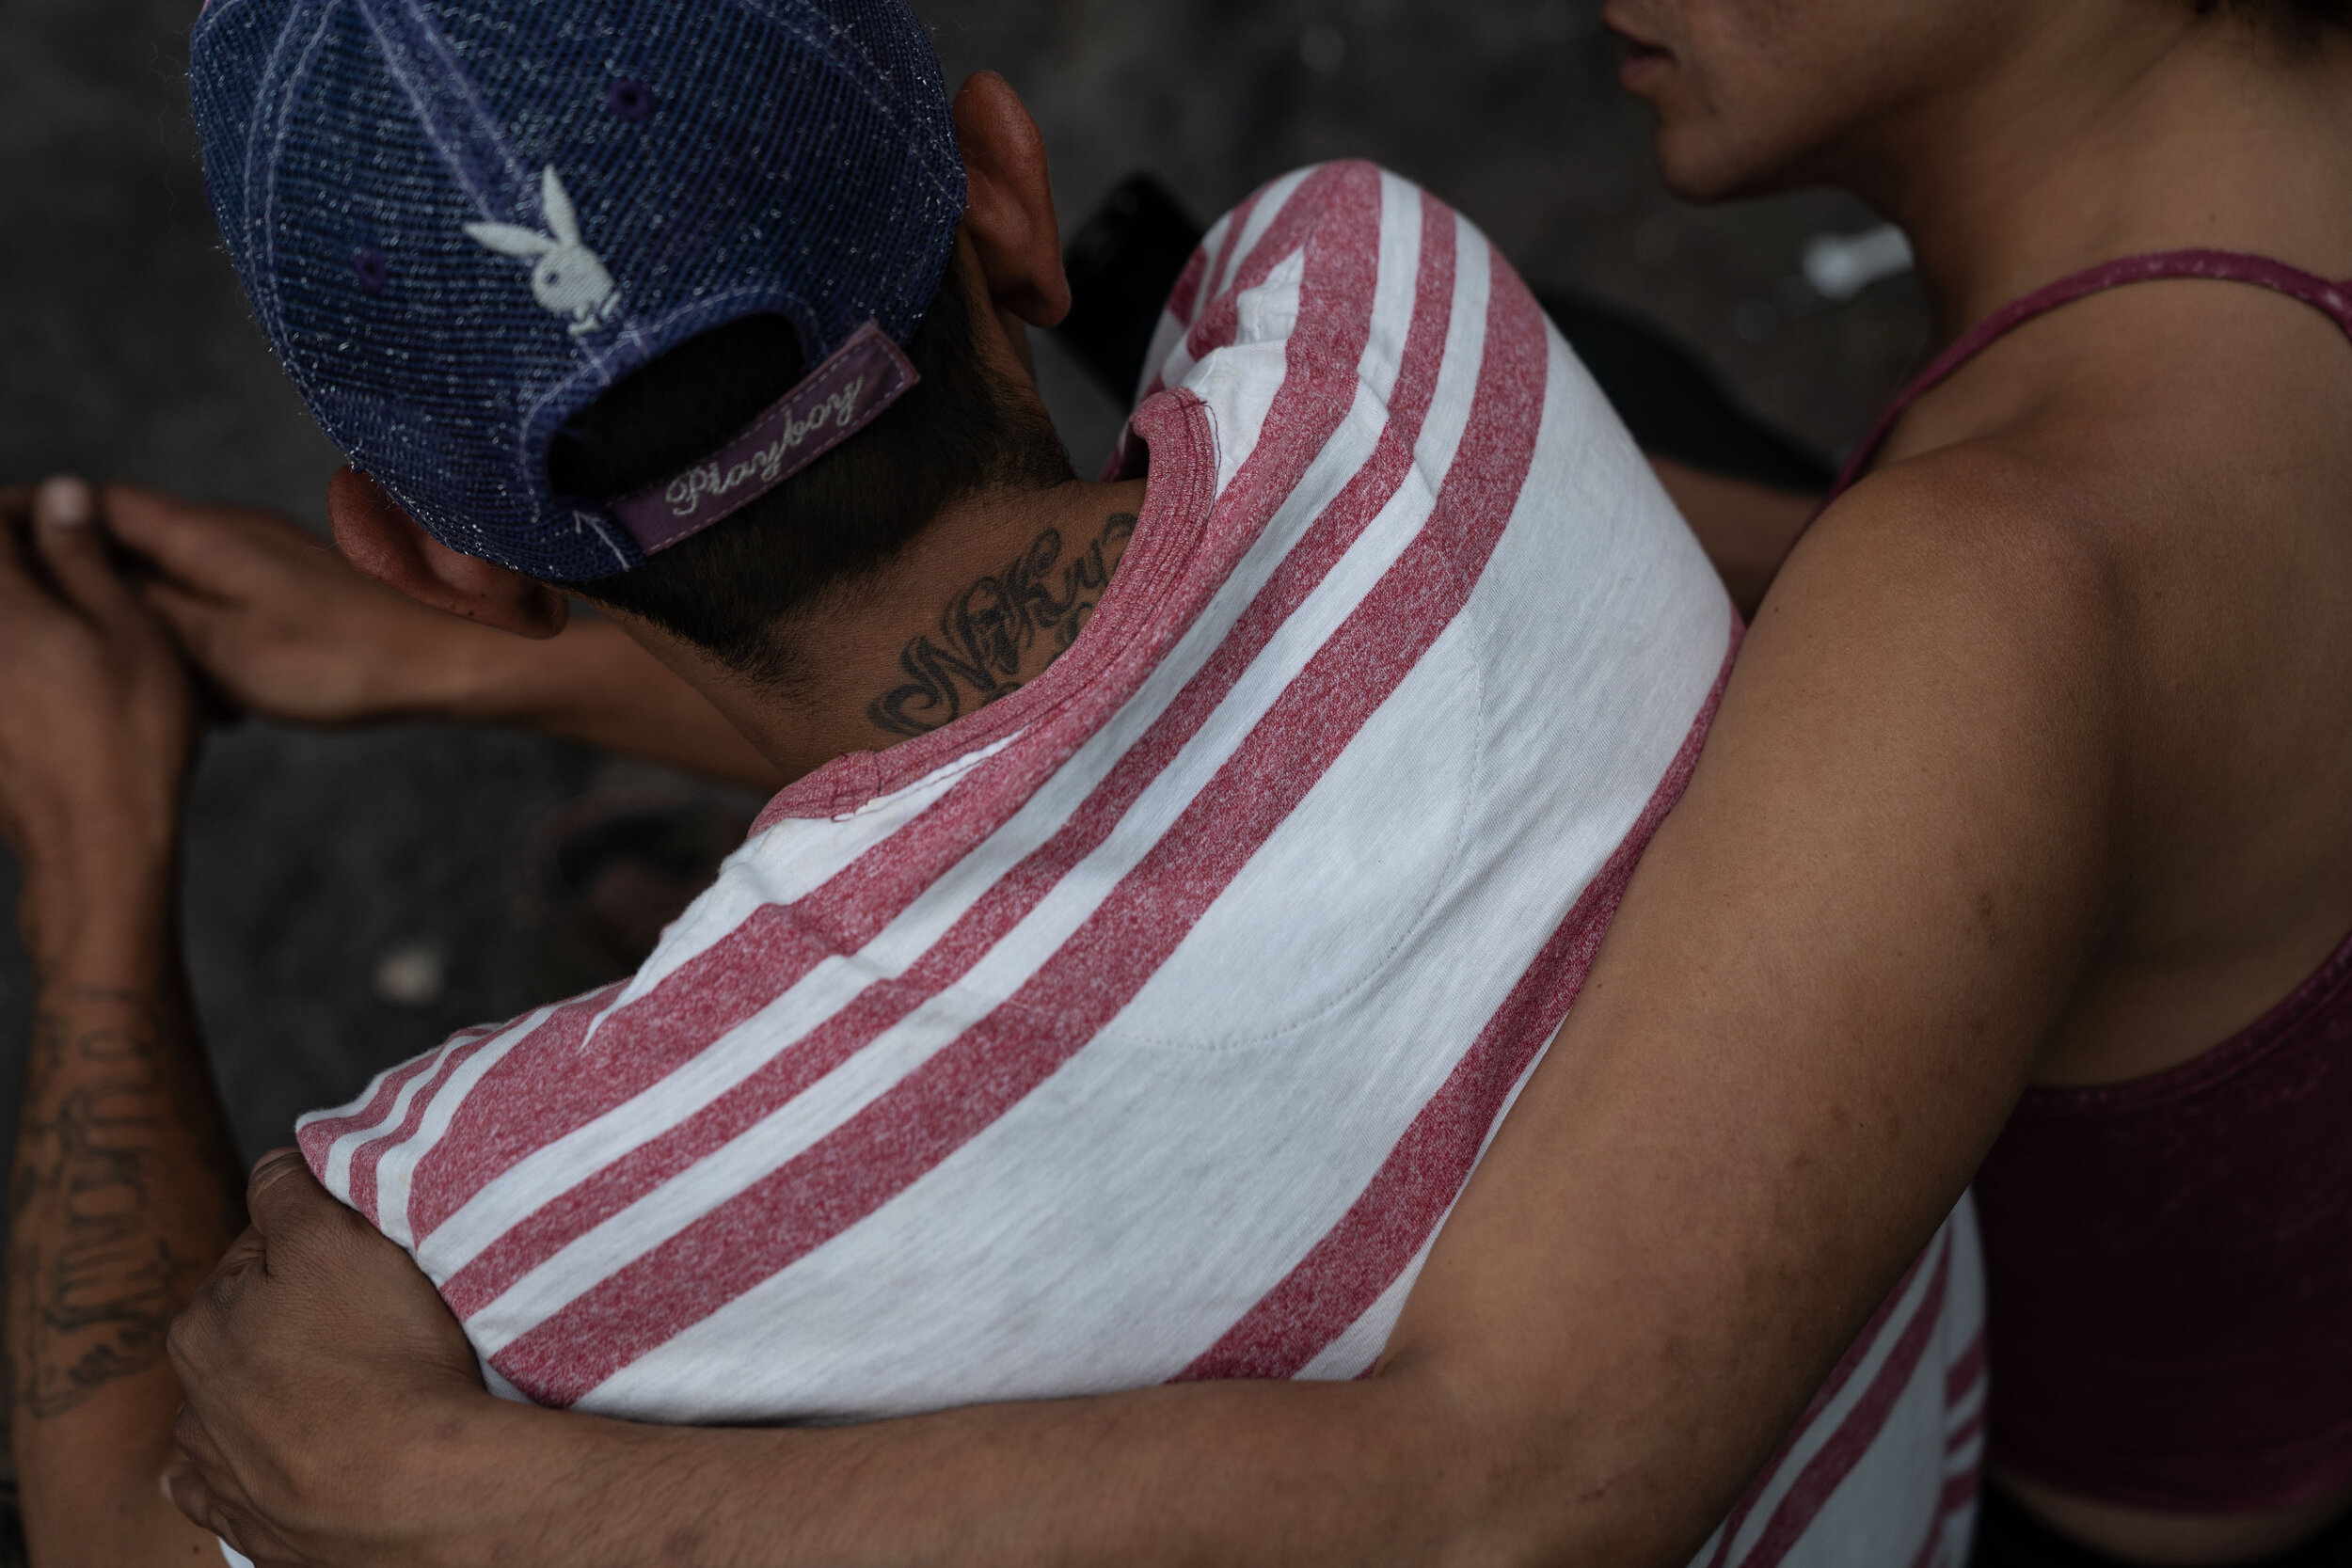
left=466, top=166, right=620, bottom=337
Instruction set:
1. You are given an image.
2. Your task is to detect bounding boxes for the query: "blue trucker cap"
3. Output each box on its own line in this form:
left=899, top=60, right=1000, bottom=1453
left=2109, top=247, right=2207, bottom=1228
left=189, top=0, right=967, bottom=580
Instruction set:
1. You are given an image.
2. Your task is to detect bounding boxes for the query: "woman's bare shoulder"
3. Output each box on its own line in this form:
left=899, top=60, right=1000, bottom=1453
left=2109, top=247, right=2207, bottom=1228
left=1779, top=288, right=2352, bottom=1078
left=1890, top=277, right=2350, bottom=561
left=1813, top=277, right=2352, bottom=660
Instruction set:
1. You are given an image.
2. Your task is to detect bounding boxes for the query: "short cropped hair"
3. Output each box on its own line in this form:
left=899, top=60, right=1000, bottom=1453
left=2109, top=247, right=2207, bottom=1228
left=548, top=249, right=1073, bottom=689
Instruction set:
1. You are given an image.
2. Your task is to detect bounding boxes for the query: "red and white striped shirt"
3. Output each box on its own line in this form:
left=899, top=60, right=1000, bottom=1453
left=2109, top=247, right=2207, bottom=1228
left=297, top=163, right=1982, bottom=1567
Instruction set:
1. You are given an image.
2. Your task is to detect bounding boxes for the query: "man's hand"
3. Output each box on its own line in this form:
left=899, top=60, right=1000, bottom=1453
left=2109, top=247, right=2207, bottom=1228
left=103, top=483, right=785, bottom=788
left=0, top=479, right=197, bottom=895
left=103, top=483, right=500, bottom=727
left=165, top=1153, right=563, bottom=1568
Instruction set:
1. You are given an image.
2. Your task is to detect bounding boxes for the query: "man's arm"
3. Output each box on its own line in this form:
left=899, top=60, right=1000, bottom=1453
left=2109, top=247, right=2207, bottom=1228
left=167, top=451, right=2113, bottom=1568
left=102, top=484, right=784, bottom=790
left=0, top=478, right=244, bottom=1564
left=111, top=457, right=1809, bottom=735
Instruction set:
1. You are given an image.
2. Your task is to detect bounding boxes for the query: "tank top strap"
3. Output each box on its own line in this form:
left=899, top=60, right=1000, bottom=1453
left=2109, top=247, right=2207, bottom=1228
left=1825, top=249, right=2352, bottom=503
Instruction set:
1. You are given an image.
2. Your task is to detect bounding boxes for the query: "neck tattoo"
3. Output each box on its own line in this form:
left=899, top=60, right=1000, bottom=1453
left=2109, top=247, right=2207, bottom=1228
left=867, top=512, right=1137, bottom=738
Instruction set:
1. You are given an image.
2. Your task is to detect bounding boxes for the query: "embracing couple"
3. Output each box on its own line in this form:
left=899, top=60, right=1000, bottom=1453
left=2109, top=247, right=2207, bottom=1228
left=5, top=1, right=2348, bottom=1565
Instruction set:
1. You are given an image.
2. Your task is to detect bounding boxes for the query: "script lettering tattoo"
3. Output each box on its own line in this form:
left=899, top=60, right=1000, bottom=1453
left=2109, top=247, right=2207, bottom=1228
left=868, top=512, right=1137, bottom=737
left=9, top=981, right=209, bottom=1417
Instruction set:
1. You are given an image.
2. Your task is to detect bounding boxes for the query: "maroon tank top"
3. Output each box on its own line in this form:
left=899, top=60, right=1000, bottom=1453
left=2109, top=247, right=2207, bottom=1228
left=1828, top=249, right=2352, bottom=1513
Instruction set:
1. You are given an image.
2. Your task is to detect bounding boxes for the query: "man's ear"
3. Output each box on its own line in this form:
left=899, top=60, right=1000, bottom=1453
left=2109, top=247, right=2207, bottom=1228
left=952, top=71, right=1070, bottom=328
left=327, top=467, right=569, bottom=639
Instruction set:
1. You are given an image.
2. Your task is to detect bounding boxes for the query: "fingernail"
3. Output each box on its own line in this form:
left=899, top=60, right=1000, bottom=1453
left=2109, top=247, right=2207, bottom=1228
left=35, top=475, right=93, bottom=529
left=250, top=1148, right=306, bottom=1184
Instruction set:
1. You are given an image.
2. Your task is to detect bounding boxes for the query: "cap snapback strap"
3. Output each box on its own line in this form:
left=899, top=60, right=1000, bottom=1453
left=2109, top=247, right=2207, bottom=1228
left=605, top=319, right=920, bottom=555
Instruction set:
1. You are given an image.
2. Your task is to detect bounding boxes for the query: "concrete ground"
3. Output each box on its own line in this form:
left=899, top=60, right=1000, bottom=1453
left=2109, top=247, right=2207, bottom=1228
left=0, top=0, right=1928, bottom=1528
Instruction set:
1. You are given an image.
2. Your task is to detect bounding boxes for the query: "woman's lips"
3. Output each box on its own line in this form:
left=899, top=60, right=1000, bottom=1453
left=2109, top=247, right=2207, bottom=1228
left=1601, top=9, right=1675, bottom=91
left=1616, top=40, right=1674, bottom=92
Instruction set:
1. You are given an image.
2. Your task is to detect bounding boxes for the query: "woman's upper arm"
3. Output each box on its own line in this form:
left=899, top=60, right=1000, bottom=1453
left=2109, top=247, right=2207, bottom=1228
left=1388, top=459, right=2123, bottom=1561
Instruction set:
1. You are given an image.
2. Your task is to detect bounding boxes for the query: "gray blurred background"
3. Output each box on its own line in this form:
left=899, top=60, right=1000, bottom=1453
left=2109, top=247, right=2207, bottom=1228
left=0, top=0, right=1926, bottom=1514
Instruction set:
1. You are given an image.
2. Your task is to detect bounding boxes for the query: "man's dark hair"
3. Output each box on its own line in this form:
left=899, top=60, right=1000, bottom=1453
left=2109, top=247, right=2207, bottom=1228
left=548, top=250, right=1074, bottom=689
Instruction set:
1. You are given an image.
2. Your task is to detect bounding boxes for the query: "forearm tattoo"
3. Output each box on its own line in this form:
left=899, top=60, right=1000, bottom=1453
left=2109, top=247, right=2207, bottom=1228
left=867, top=512, right=1137, bottom=738
left=8, top=976, right=220, bottom=1418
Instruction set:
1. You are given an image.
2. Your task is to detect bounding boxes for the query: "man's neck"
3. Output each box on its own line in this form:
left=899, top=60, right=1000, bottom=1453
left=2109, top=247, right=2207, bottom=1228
left=628, top=475, right=1151, bottom=784
left=1851, top=13, right=2352, bottom=345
